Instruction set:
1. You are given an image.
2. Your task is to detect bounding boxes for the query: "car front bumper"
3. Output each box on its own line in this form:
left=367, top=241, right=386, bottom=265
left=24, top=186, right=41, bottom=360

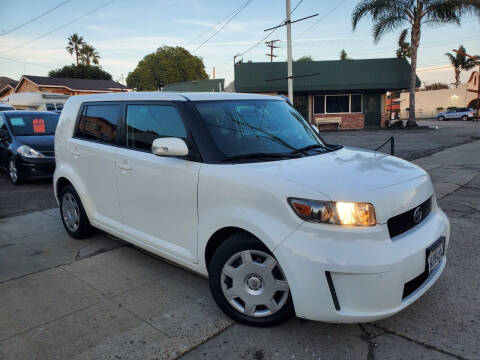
left=17, top=156, right=56, bottom=179
left=273, top=205, right=450, bottom=323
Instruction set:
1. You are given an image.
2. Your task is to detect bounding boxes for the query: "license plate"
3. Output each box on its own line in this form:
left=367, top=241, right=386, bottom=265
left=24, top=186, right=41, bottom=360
left=427, top=237, right=445, bottom=273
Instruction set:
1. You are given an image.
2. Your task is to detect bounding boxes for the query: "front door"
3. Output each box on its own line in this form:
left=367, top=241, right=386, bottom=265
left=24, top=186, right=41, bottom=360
left=364, top=94, right=381, bottom=127
left=294, top=95, right=308, bottom=120
left=116, top=103, right=201, bottom=263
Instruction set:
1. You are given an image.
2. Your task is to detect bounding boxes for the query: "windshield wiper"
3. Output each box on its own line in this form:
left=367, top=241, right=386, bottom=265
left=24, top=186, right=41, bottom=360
left=290, top=144, right=328, bottom=154
left=222, top=152, right=302, bottom=162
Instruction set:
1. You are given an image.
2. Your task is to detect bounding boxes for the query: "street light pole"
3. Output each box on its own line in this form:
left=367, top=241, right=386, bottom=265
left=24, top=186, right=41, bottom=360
left=286, top=0, right=293, bottom=103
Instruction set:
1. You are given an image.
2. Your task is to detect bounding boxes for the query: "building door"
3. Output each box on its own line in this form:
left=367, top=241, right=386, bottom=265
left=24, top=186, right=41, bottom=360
left=364, top=94, right=381, bottom=127
left=294, top=95, right=308, bottom=120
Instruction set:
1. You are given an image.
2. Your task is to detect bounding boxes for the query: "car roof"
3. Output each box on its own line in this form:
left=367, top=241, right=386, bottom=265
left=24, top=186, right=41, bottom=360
left=68, top=92, right=284, bottom=103
left=1, top=110, right=59, bottom=116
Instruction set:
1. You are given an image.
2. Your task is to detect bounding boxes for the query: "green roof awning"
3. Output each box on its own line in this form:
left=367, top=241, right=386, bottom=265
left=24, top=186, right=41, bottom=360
left=234, top=58, right=420, bottom=93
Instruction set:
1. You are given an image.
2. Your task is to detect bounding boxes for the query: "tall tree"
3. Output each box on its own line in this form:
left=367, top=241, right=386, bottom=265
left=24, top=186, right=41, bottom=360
left=80, top=44, right=100, bottom=66
left=66, top=33, right=85, bottom=66
left=396, top=29, right=411, bottom=59
left=126, top=46, right=209, bottom=90
left=340, top=49, right=349, bottom=60
left=445, top=45, right=478, bottom=88
left=296, top=55, right=313, bottom=62
left=352, top=0, right=480, bottom=126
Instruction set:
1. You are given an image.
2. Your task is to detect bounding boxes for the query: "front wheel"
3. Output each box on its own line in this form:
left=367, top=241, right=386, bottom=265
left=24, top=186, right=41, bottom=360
left=8, top=159, right=22, bottom=185
left=437, top=116, right=445, bottom=121
left=462, top=115, right=468, bottom=121
left=208, top=233, right=294, bottom=327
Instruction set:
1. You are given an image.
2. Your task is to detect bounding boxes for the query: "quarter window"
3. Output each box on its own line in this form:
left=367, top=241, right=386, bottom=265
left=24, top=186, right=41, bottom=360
left=126, top=104, right=187, bottom=151
left=46, top=103, right=56, bottom=111
left=76, top=104, right=120, bottom=144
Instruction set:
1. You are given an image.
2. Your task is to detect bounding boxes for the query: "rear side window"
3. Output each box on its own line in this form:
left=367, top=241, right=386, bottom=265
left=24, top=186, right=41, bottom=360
left=46, top=103, right=56, bottom=111
left=125, top=104, right=187, bottom=151
left=76, top=104, right=120, bottom=144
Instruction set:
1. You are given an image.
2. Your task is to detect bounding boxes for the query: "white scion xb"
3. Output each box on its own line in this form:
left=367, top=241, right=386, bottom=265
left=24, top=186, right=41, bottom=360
left=54, top=92, right=449, bottom=326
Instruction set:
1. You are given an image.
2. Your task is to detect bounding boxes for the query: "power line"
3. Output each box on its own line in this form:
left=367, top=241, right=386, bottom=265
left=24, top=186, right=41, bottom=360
left=0, top=56, right=53, bottom=69
left=237, top=0, right=305, bottom=58
left=0, top=0, right=116, bottom=56
left=185, top=0, right=253, bottom=46
left=0, top=0, right=72, bottom=37
left=295, top=0, right=349, bottom=39
left=193, top=0, right=253, bottom=52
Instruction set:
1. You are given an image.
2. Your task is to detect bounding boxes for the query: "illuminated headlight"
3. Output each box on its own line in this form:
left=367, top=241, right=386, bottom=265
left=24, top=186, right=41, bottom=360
left=17, top=145, right=45, bottom=158
left=288, top=198, right=376, bottom=227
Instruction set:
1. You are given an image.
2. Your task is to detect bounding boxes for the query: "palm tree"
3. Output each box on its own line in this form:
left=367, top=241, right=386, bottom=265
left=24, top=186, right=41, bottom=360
left=396, top=29, right=411, bottom=59
left=80, top=44, right=100, bottom=66
left=352, top=0, right=480, bottom=127
left=445, top=45, right=478, bottom=88
left=66, top=33, right=85, bottom=66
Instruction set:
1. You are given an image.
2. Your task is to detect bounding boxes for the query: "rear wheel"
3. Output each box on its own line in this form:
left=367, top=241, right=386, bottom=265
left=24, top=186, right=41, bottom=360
left=8, top=159, right=22, bottom=185
left=208, top=233, right=294, bottom=327
left=462, top=115, right=468, bottom=121
left=59, top=185, right=93, bottom=239
left=437, top=116, right=445, bottom=121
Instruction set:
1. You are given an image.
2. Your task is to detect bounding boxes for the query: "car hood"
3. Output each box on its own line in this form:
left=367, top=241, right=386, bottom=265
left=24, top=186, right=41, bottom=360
left=239, top=147, right=433, bottom=223
left=15, top=135, right=55, bottom=152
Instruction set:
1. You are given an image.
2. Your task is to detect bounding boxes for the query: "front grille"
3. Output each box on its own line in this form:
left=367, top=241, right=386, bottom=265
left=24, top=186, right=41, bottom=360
left=387, top=197, right=432, bottom=239
left=402, top=269, right=429, bottom=299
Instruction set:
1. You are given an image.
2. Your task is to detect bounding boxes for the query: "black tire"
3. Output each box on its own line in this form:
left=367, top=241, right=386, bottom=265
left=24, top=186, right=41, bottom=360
left=8, top=158, right=22, bottom=185
left=208, top=233, right=295, bottom=327
left=438, top=116, right=445, bottom=121
left=462, top=115, right=468, bottom=121
left=59, top=184, right=93, bottom=239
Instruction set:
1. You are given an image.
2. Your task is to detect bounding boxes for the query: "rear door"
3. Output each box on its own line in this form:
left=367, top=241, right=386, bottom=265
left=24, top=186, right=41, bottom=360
left=68, top=102, right=122, bottom=227
left=115, top=102, right=201, bottom=262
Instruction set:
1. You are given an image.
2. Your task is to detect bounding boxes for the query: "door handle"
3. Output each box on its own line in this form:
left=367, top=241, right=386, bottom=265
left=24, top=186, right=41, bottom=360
left=117, top=162, right=132, bottom=171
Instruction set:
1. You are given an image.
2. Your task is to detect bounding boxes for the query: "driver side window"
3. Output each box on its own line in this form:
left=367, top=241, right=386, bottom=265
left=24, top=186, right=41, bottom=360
left=125, top=104, right=187, bottom=151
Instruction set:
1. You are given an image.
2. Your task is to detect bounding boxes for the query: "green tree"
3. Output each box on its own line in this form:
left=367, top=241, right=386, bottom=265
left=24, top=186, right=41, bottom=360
left=396, top=29, right=411, bottom=59
left=126, top=46, right=209, bottom=90
left=445, top=45, right=478, bottom=88
left=340, top=49, right=349, bottom=60
left=80, top=44, right=100, bottom=66
left=66, top=33, right=85, bottom=66
left=296, top=55, right=313, bottom=62
left=48, top=64, right=112, bottom=80
left=352, top=0, right=480, bottom=127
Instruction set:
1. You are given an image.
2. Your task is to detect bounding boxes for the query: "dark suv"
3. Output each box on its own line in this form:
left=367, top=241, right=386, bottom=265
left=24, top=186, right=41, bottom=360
left=0, top=111, right=59, bottom=184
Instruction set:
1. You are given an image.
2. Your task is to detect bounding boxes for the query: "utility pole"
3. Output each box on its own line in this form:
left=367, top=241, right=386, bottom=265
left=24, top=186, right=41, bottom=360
left=286, top=0, right=293, bottom=103
left=265, top=40, right=280, bottom=62
left=454, top=49, right=480, bottom=122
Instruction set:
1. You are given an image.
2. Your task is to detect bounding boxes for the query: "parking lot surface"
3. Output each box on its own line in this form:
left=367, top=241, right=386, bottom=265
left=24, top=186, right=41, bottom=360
left=0, top=128, right=479, bottom=359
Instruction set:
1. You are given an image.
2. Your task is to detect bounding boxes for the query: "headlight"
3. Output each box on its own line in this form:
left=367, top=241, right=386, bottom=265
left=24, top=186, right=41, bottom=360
left=17, top=145, right=45, bottom=158
left=288, top=198, right=376, bottom=227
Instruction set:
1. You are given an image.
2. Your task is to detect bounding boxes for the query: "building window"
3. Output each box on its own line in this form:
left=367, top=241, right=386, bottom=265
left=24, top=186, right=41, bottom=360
left=313, top=94, right=363, bottom=114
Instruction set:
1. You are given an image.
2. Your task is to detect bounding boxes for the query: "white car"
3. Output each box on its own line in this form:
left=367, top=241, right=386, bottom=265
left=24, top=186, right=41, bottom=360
left=54, top=92, right=449, bottom=326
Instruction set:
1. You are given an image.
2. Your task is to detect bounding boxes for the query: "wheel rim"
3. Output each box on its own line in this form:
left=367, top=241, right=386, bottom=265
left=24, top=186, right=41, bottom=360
left=62, top=193, right=80, bottom=232
left=221, top=250, right=289, bottom=318
left=9, top=161, right=17, bottom=182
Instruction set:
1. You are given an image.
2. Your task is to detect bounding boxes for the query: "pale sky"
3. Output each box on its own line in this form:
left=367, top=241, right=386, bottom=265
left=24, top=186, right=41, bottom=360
left=1, top=0, right=479, bottom=87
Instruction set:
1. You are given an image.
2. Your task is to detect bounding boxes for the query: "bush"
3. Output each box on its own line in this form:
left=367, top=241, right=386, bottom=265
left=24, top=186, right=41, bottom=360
left=48, top=64, right=112, bottom=80
left=436, top=107, right=444, bottom=111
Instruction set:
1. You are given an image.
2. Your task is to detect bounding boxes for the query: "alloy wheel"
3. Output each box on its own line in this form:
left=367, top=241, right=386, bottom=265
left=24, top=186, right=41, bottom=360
left=221, top=249, right=289, bottom=317
left=62, top=193, right=80, bottom=232
left=9, top=160, right=18, bottom=183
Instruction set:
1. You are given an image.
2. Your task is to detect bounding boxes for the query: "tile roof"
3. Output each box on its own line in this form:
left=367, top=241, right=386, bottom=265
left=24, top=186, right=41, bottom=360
left=22, top=75, right=128, bottom=91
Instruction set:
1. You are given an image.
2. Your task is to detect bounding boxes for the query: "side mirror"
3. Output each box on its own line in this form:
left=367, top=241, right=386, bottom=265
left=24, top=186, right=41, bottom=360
left=152, top=137, right=189, bottom=157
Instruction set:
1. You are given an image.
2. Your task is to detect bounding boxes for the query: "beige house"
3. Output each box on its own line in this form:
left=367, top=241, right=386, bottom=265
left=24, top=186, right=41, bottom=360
left=398, top=71, right=479, bottom=118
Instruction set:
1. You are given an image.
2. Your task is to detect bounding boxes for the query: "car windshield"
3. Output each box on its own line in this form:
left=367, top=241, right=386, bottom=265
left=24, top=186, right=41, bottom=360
left=195, top=100, right=326, bottom=159
left=7, top=114, right=59, bottom=136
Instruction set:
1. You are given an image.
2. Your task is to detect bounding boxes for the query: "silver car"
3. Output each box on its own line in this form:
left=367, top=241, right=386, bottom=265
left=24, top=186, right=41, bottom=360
left=436, top=107, right=475, bottom=121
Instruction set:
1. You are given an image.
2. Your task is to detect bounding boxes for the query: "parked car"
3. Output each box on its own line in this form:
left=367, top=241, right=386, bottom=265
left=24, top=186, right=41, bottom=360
left=54, top=93, right=449, bottom=326
left=436, top=107, right=475, bottom=121
left=0, top=111, right=58, bottom=184
left=0, top=103, right=15, bottom=111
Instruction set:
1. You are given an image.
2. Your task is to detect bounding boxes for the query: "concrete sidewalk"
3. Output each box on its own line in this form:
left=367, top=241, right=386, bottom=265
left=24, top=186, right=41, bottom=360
left=1, top=141, right=479, bottom=360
